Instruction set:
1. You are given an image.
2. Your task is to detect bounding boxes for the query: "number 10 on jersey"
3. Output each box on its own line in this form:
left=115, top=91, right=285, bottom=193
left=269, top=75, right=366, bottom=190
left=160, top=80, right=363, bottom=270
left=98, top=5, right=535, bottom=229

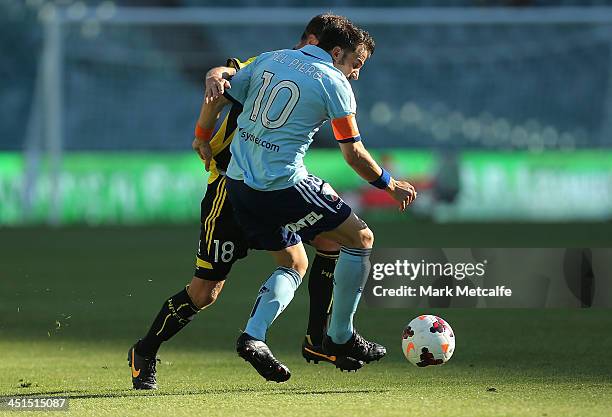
left=249, top=71, right=300, bottom=129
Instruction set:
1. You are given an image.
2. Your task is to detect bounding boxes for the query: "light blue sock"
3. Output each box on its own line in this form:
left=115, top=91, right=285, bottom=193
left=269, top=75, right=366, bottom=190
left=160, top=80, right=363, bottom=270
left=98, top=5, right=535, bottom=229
left=327, top=247, right=372, bottom=344
left=245, top=267, right=302, bottom=341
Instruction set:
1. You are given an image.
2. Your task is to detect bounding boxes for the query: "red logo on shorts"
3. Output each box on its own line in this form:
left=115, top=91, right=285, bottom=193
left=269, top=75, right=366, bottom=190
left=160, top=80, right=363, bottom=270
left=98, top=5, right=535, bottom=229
left=321, top=183, right=339, bottom=202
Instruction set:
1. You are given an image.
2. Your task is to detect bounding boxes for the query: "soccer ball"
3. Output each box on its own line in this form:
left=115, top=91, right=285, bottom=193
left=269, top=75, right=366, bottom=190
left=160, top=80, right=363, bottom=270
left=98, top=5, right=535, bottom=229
left=401, top=315, right=455, bottom=367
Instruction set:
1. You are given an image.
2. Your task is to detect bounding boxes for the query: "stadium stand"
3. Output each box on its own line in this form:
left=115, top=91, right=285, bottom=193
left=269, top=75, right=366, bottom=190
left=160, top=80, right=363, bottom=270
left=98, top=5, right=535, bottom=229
left=2, top=0, right=611, bottom=151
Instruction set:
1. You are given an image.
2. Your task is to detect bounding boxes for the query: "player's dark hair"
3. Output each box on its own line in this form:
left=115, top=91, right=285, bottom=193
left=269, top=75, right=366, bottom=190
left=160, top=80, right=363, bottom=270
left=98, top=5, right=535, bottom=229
left=301, top=13, right=348, bottom=41
left=317, top=18, right=375, bottom=56
left=359, top=29, right=376, bottom=56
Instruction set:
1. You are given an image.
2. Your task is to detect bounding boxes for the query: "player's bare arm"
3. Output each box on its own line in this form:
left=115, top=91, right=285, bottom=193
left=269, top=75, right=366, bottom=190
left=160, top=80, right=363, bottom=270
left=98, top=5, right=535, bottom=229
left=332, top=112, right=416, bottom=211
left=192, top=95, right=231, bottom=171
left=204, top=66, right=236, bottom=104
left=338, top=140, right=417, bottom=212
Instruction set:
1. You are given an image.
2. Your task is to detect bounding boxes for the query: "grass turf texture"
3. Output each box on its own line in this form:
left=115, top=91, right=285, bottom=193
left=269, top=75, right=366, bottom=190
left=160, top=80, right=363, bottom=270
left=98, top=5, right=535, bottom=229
left=1, top=222, right=611, bottom=417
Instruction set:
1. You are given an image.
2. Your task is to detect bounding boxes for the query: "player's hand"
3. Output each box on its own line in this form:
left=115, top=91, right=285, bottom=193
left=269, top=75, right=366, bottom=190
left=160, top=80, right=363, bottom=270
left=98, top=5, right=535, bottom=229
left=386, top=179, right=417, bottom=212
left=205, top=74, right=231, bottom=104
left=192, top=137, right=213, bottom=171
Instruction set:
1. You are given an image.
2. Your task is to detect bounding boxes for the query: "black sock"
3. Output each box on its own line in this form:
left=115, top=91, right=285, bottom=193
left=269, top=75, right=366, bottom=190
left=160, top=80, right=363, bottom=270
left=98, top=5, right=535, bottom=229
left=136, top=287, right=199, bottom=357
left=306, top=250, right=338, bottom=346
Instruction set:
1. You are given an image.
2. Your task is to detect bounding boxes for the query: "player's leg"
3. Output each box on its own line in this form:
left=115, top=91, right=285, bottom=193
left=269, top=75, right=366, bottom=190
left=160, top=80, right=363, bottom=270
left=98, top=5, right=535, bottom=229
left=134, top=278, right=224, bottom=360
left=289, top=175, right=383, bottom=362
left=301, top=235, right=344, bottom=366
left=137, top=174, right=247, bottom=357
left=244, top=243, right=308, bottom=342
left=236, top=243, right=307, bottom=383
left=301, top=235, right=362, bottom=371
left=320, top=213, right=373, bottom=346
left=226, top=177, right=314, bottom=382
left=128, top=280, right=206, bottom=390
left=187, top=276, right=225, bottom=309
left=129, top=278, right=227, bottom=390
left=129, top=175, right=247, bottom=389
left=276, top=175, right=367, bottom=371
left=305, top=235, right=338, bottom=348
left=318, top=213, right=386, bottom=363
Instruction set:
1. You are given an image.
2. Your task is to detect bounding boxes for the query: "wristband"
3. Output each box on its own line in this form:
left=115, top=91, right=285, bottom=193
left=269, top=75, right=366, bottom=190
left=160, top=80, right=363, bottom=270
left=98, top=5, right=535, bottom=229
left=369, top=168, right=392, bottom=189
left=195, top=125, right=214, bottom=142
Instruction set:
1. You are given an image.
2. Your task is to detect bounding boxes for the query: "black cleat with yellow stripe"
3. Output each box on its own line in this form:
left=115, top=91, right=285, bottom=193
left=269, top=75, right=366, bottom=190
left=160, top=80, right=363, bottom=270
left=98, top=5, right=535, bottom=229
left=128, top=343, right=158, bottom=390
left=322, top=331, right=386, bottom=364
left=302, top=336, right=364, bottom=372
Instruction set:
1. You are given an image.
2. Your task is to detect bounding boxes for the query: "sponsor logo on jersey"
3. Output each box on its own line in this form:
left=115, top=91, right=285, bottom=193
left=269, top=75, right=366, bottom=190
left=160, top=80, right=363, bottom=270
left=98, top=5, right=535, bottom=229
left=239, top=128, right=280, bottom=152
left=285, top=211, right=324, bottom=232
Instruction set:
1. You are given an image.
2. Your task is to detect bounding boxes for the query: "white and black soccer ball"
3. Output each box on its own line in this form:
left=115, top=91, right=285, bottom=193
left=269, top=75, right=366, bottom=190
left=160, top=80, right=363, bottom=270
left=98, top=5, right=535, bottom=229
left=401, top=315, right=455, bottom=367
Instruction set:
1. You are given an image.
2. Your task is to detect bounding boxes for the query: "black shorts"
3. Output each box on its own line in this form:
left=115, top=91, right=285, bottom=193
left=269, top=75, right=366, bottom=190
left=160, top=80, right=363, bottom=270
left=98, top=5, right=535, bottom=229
left=194, top=176, right=249, bottom=281
left=225, top=175, right=352, bottom=251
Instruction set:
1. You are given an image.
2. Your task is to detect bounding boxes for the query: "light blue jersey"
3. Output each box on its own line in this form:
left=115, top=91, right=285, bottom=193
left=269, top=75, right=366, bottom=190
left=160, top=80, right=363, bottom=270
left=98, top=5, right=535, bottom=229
left=225, top=45, right=357, bottom=191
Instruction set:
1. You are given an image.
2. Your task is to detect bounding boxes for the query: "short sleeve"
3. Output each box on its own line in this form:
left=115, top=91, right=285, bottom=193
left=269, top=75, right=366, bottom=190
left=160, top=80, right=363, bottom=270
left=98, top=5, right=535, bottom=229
left=323, top=76, right=357, bottom=120
left=223, top=56, right=258, bottom=106
left=324, top=77, right=360, bottom=143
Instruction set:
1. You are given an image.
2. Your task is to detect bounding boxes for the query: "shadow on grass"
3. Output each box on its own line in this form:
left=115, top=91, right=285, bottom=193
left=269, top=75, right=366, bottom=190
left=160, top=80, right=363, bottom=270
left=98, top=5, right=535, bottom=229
left=266, top=389, right=390, bottom=396
left=11, top=387, right=390, bottom=400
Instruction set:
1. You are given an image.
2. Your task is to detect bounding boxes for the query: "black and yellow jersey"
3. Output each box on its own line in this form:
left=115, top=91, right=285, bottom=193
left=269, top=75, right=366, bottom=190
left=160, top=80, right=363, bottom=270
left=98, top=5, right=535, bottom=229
left=206, top=56, right=257, bottom=183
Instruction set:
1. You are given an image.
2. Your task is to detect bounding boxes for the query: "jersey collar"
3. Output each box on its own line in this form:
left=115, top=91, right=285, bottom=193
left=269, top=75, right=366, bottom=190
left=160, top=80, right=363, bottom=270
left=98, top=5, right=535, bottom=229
left=299, top=45, right=333, bottom=63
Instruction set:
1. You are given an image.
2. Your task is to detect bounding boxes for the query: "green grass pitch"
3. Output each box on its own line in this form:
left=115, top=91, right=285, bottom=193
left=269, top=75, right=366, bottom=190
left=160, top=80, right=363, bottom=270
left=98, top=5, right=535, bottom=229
left=0, top=222, right=611, bottom=417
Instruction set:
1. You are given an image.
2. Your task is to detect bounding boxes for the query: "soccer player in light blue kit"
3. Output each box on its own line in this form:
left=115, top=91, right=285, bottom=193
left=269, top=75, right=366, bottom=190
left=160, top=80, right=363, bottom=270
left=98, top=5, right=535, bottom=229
left=202, top=18, right=416, bottom=382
